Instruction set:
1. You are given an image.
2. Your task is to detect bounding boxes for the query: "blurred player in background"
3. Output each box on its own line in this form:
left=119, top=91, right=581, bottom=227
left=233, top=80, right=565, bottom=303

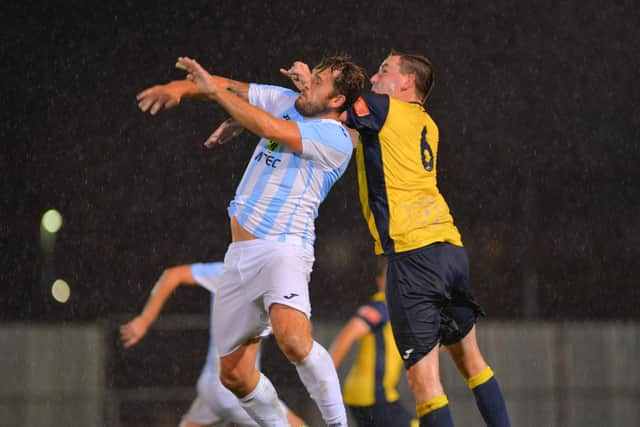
left=136, top=55, right=365, bottom=426
left=120, top=262, right=307, bottom=427
left=330, top=258, right=417, bottom=427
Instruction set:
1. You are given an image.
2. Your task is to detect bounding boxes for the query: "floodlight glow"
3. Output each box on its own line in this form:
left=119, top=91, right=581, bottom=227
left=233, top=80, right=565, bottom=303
left=42, top=209, right=63, bottom=233
left=51, top=279, right=71, bottom=303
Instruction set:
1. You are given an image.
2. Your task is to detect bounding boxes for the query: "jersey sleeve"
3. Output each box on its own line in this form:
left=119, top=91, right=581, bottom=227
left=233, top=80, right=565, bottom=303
left=297, top=120, right=353, bottom=169
left=190, top=262, right=224, bottom=293
left=355, top=301, right=389, bottom=332
left=248, top=84, right=299, bottom=114
left=345, top=93, right=390, bottom=134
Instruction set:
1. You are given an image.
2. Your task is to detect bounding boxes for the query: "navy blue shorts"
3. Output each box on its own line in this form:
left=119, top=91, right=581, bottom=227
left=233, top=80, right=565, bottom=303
left=386, top=243, right=485, bottom=368
left=348, top=400, right=415, bottom=427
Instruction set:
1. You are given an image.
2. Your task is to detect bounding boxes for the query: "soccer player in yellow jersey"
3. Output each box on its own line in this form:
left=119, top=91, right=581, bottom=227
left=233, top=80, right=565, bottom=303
left=342, top=52, right=512, bottom=427
left=330, top=258, right=417, bottom=427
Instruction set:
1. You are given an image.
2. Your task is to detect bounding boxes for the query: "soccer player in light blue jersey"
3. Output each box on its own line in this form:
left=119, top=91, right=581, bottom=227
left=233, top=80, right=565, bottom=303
left=120, top=262, right=307, bottom=427
left=136, top=55, right=366, bottom=426
left=210, top=56, right=512, bottom=427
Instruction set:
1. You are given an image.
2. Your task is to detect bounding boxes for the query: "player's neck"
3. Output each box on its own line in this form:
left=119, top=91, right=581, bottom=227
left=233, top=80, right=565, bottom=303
left=304, top=110, right=340, bottom=121
left=392, top=90, right=422, bottom=104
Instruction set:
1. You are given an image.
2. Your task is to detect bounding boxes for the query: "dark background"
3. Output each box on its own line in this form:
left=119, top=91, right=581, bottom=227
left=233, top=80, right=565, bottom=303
left=3, top=0, right=639, bottom=323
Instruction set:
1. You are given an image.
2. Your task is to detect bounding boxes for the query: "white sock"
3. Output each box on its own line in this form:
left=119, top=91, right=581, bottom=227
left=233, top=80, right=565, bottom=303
left=294, top=341, right=348, bottom=426
left=238, top=373, right=289, bottom=427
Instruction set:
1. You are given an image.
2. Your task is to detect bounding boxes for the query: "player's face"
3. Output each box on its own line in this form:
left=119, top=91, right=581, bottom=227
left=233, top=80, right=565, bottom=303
left=370, top=55, right=408, bottom=97
left=295, top=67, right=343, bottom=117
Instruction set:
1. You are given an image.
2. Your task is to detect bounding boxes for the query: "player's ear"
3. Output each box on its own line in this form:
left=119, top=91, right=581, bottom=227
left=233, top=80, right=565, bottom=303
left=329, top=93, right=346, bottom=110
left=402, top=73, right=416, bottom=92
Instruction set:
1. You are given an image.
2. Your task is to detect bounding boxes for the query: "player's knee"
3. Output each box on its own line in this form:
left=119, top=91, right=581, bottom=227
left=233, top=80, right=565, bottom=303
left=275, top=331, right=312, bottom=363
left=219, top=368, right=247, bottom=396
left=407, top=372, right=444, bottom=400
left=458, top=355, right=488, bottom=379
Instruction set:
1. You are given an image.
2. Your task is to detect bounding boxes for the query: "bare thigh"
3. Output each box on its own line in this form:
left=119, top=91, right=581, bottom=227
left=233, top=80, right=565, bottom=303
left=406, top=344, right=444, bottom=403
left=445, top=325, right=487, bottom=379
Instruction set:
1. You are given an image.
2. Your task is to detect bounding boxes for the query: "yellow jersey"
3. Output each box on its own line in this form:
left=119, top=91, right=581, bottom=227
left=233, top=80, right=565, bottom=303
left=343, top=291, right=404, bottom=406
left=346, top=93, right=462, bottom=255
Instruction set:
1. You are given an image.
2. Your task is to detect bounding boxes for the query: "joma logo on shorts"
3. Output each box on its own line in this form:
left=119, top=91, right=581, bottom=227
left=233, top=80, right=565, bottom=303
left=402, top=348, right=414, bottom=360
left=254, top=151, right=281, bottom=168
left=283, top=293, right=299, bottom=300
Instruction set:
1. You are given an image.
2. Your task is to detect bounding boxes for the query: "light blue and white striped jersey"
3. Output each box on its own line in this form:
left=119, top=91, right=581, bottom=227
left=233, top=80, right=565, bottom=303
left=228, top=84, right=353, bottom=254
left=190, top=262, right=224, bottom=372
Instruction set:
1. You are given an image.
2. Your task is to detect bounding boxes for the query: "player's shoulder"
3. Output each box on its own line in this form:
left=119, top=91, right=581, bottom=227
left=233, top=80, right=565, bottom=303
left=346, top=92, right=391, bottom=133
left=356, top=292, right=388, bottom=325
left=357, top=304, right=383, bottom=326
left=299, top=118, right=352, bottom=155
left=386, top=97, right=437, bottom=130
left=249, top=83, right=299, bottom=111
left=250, top=83, right=298, bottom=97
left=352, top=92, right=389, bottom=116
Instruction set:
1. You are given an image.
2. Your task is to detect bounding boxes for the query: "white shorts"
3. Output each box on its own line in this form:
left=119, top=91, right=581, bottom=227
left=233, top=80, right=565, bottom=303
left=213, top=239, right=314, bottom=356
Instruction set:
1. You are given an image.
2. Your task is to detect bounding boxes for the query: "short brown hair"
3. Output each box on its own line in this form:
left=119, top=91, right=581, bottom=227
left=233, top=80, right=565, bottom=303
left=390, top=50, right=435, bottom=103
left=315, top=55, right=366, bottom=113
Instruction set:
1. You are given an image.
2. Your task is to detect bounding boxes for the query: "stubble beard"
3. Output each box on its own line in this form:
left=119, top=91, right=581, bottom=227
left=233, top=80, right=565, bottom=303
left=295, top=96, right=332, bottom=118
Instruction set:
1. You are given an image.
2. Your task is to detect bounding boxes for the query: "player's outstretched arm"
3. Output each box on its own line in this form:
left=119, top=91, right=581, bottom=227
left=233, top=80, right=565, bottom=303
left=120, top=265, right=196, bottom=348
left=177, top=56, right=304, bottom=153
left=137, top=75, right=249, bottom=116
left=204, top=118, right=246, bottom=148
left=329, top=316, right=371, bottom=368
left=203, top=61, right=311, bottom=149
left=137, top=80, right=202, bottom=115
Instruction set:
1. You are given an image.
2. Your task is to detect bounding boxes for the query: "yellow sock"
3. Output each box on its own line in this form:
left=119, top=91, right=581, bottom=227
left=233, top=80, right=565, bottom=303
left=416, top=395, right=449, bottom=417
left=466, top=366, right=494, bottom=389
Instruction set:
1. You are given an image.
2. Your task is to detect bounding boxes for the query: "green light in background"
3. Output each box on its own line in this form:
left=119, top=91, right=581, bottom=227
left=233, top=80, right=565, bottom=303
left=42, top=209, right=63, bottom=233
left=51, top=279, right=71, bottom=303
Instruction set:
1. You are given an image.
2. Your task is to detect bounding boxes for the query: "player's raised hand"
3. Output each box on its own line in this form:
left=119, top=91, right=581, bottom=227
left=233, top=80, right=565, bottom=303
left=280, top=61, right=311, bottom=92
left=136, top=83, right=183, bottom=115
left=205, top=118, right=245, bottom=148
left=176, top=56, right=221, bottom=97
left=120, top=315, right=151, bottom=348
